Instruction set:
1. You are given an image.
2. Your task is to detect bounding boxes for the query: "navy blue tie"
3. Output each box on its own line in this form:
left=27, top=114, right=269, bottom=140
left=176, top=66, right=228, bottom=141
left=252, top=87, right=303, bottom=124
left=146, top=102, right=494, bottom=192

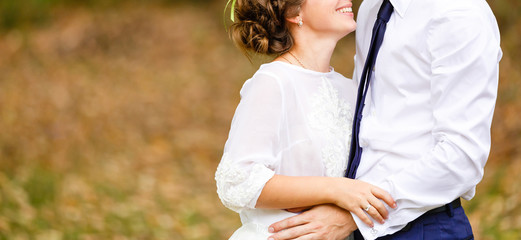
left=346, top=0, right=394, bottom=179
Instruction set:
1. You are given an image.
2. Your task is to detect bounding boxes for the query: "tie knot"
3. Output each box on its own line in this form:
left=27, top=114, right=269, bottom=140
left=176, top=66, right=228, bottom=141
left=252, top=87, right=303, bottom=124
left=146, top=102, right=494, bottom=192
left=377, top=0, right=394, bottom=23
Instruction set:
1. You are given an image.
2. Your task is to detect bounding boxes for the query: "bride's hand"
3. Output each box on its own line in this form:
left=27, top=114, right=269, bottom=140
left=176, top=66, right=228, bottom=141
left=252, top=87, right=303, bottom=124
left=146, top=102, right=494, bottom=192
left=330, top=178, right=396, bottom=227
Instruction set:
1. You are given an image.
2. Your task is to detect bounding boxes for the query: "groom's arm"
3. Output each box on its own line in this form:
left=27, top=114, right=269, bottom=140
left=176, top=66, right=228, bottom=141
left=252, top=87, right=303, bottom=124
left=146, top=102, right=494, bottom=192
left=352, top=6, right=502, bottom=240
left=268, top=204, right=357, bottom=240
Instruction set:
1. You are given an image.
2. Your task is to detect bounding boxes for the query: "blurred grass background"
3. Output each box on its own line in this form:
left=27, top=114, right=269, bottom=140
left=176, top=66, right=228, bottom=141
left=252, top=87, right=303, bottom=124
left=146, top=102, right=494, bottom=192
left=0, top=0, right=519, bottom=239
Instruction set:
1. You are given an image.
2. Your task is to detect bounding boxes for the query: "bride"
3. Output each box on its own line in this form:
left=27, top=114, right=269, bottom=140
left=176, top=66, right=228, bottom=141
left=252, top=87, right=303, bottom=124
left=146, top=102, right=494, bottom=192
left=215, top=0, right=396, bottom=239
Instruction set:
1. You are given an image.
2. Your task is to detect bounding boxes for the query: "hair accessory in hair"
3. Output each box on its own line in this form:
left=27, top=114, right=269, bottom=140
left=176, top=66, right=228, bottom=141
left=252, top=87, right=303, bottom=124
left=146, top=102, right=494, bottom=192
left=225, top=0, right=238, bottom=22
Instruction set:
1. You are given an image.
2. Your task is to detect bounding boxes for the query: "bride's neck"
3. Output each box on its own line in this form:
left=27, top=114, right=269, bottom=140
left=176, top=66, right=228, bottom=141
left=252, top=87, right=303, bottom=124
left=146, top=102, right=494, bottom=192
left=288, top=34, right=338, bottom=73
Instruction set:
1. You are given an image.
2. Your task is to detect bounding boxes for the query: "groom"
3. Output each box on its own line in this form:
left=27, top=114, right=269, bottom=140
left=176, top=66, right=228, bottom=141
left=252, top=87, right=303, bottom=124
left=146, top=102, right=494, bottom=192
left=267, top=0, right=502, bottom=239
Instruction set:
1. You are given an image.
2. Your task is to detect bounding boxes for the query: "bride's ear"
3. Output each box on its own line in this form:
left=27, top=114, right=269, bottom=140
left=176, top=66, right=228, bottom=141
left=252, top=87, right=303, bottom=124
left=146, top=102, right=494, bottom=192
left=286, top=15, right=303, bottom=27
left=286, top=15, right=299, bottom=25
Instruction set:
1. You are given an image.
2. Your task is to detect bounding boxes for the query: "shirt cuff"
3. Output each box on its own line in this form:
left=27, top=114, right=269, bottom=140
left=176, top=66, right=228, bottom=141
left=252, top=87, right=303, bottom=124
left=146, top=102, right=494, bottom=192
left=351, top=213, right=408, bottom=240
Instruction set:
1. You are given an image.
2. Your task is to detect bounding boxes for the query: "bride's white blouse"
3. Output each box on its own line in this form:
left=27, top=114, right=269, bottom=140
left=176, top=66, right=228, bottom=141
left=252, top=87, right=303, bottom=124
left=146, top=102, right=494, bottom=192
left=215, top=61, right=357, bottom=231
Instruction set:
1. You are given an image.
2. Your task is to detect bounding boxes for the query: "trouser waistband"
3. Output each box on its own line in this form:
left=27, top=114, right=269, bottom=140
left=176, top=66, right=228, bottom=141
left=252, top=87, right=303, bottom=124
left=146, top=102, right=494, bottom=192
left=399, top=198, right=461, bottom=232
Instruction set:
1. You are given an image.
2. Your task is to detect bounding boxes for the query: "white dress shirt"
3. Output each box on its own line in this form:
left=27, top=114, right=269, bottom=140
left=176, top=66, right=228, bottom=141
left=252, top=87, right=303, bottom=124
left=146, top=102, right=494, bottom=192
left=215, top=61, right=357, bottom=239
left=352, top=0, right=502, bottom=239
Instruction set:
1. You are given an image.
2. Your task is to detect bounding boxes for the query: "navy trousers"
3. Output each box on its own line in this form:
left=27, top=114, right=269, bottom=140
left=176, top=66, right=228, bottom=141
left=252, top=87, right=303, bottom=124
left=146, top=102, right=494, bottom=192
left=354, top=206, right=474, bottom=240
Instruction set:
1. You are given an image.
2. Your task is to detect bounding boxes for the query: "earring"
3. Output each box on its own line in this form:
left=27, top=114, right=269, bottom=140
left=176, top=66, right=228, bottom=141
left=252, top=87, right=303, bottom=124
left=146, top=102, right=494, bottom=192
left=297, top=17, right=303, bottom=27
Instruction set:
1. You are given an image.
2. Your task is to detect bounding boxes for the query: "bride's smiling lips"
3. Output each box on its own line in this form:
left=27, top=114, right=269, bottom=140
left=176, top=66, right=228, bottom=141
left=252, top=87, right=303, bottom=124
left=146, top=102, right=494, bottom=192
left=336, top=4, right=353, bottom=16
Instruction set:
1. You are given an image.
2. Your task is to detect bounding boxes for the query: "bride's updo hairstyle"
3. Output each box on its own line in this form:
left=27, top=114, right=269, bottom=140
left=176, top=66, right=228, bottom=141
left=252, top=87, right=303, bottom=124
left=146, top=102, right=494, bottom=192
left=230, top=0, right=304, bottom=55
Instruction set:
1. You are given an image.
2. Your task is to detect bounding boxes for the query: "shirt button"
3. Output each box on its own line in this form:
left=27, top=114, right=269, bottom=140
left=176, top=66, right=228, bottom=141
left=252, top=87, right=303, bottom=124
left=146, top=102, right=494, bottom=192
left=360, top=139, right=368, bottom=148
left=371, top=228, right=378, bottom=235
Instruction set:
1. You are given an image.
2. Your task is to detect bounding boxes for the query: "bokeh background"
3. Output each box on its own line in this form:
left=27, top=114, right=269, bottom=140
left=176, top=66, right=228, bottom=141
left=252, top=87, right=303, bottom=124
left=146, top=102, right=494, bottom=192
left=0, top=0, right=519, bottom=239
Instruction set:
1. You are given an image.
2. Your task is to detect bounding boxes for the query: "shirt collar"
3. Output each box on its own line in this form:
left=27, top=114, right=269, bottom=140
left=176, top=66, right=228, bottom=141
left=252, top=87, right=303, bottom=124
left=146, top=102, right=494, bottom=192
left=389, top=0, right=412, bottom=18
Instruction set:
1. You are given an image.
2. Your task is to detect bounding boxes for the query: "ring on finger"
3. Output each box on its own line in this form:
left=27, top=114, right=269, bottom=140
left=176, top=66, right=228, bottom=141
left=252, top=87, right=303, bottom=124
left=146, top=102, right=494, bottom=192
left=363, top=204, right=371, bottom=212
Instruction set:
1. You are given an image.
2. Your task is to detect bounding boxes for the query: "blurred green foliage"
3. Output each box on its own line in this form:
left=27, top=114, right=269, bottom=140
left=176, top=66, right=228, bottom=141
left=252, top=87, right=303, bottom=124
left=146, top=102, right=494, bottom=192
left=0, top=0, right=212, bottom=31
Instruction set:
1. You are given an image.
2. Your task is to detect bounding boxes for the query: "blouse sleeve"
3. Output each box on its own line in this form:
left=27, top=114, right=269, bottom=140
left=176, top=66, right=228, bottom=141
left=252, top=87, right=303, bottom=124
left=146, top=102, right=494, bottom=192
left=215, top=71, right=284, bottom=213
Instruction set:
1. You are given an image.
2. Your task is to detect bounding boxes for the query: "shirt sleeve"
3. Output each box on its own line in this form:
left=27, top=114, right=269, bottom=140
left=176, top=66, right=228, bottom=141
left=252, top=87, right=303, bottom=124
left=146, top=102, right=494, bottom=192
left=215, top=72, right=284, bottom=213
left=354, top=7, right=502, bottom=239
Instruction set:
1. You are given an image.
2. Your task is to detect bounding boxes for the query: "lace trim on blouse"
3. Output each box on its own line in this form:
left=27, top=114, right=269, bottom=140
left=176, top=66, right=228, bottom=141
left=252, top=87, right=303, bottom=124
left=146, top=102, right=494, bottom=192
left=308, top=78, right=353, bottom=177
left=215, top=153, right=276, bottom=212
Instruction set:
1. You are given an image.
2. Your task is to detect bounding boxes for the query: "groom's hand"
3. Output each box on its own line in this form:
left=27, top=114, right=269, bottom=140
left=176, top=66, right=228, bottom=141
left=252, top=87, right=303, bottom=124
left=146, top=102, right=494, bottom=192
left=268, top=204, right=357, bottom=240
